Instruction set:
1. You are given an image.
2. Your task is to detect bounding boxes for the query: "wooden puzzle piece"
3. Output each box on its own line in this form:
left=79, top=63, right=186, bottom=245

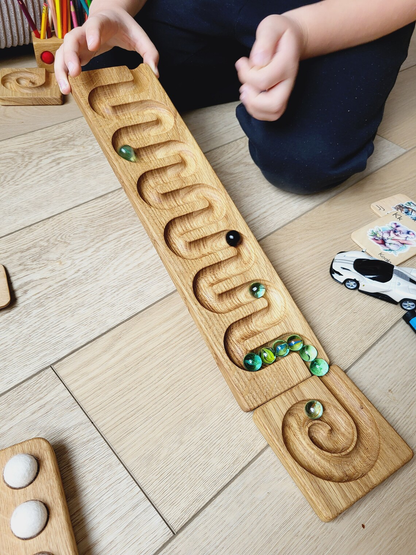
left=351, top=212, right=416, bottom=265
left=0, top=68, right=63, bottom=106
left=254, top=365, right=413, bottom=521
left=69, top=65, right=413, bottom=520
left=0, top=265, right=11, bottom=309
left=0, top=437, right=78, bottom=554
left=371, top=193, right=416, bottom=219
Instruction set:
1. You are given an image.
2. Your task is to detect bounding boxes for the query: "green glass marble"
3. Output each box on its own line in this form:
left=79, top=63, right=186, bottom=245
left=249, top=282, right=266, bottom=298
left=309, top=358, right=330, bottom=376
left=299, top=344, right=318, bottom=362
left=304, top=400, right=324, bottom=419
left=259, top=347, right=276, bottom=365
left=243, top=352, right=262, bottom=372
left=287, top=334, right=303, bottom=351
left=272, top=340, right=289, bottom=357
left=118, top=145, right=137, bottom=162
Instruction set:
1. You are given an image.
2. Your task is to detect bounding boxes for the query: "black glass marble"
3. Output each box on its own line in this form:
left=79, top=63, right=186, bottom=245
left=225, top=230, right=241, bottom=247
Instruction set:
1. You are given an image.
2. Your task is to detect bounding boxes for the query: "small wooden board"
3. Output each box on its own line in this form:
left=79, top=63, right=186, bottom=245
left=0, top=437, right=78, bottom=554
left=254, top=365, right=413, bottom=521
left=0, top=68, right=63, bottom=106
left=69, top=65, right=327, bottom=411
left=0, top=265, right=11, bottom=309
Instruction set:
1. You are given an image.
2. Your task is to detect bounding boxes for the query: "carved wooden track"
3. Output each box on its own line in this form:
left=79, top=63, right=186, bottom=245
left=0, top=68, right=62, bottom=105
left=70, top=65, right=412, bottom=521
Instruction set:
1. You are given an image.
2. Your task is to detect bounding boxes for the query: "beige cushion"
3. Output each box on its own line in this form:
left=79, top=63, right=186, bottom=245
left=0, top=0, right=42, bottom=49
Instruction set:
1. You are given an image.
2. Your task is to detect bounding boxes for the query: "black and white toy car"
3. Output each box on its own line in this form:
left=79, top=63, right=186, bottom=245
left=330, top=251, right=416, bottom=310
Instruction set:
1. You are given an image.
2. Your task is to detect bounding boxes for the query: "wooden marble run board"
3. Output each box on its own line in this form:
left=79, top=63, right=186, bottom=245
left=70, top=65, right=413, bottom=521
left=0, top=68, right=63, bottom=106
left=0, top=437, right=78, bottom=554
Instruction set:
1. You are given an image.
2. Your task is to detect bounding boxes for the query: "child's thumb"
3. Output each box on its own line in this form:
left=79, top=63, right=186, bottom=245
left=250, top=16, right=284, bottom=68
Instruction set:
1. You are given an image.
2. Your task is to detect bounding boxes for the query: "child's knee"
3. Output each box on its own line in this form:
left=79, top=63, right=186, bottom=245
left=248, top=134, right=373, bottom=195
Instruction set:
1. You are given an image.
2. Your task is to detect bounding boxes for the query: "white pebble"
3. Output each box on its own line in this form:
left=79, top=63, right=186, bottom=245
left=10, top=500, right=48, bottom=539
left=3, top=453, right=39, bottom=488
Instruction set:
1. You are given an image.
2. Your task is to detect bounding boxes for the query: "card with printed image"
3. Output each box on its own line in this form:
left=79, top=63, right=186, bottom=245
left=371, top=194, right=416, bottom=222
left=351, top=212, right=416, bottom=265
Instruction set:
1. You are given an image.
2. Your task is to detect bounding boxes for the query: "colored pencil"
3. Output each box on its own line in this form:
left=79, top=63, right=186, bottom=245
left=55, top=0, right=62, bottom=38
left=79, top=0, right=89, bottom=17
left=47, top=0, right=57, bottom=36
left=63, top=0, right=68, bottom=35
left=40, top=3, right=48, bottom=39
left=70, top=1, right=78, bottom=27
left=16, top=0, right=40, bottom=38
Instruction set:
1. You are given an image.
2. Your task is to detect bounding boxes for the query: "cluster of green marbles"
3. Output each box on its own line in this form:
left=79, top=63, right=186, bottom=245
left=304, top=400, right=324, bottom=419
left=242, top=333, right=330, bottom=377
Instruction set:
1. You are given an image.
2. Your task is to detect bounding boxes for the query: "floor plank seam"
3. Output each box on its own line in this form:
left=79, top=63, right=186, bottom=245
left=50, top=289, right=178, bottom=368
left=0, top=113, right=85, bottom=144
left=0, top=185, right=122, bottom=240
left=152, top=444, right=271, bottom=554
left=49, top=363, right=177, bottom=537
left=203, top=131, right=247, bottom=155
left=0, top=365, right=51, bottom=400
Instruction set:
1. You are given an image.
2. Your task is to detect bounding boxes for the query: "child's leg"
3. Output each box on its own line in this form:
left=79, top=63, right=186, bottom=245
left=234, top=4, right=415, bottom=194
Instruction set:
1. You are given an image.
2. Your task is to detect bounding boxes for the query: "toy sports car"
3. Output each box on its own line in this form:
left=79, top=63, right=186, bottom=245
left=330, top=251, right=416, bottom=310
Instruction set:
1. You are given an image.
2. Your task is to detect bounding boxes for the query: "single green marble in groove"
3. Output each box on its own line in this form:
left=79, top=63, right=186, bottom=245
left=259, top=347, right=276, bottom=365
left=299, top=344, right=318, bottom=362
left=118, top=145, right=138, bottom=162
left=304, top=400, right=324, bottom=419
left=287, top=334, right=303, bottom=351
left=249, top=282, right=266, bottom=298
left=272, top=340, right=289, bottom=357
left=243, top=352, right=262, bottom=372
left=309, top=358, right=330, bottom=376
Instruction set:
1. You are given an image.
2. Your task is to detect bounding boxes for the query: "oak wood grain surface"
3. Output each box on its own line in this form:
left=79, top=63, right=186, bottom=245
left=0, top=369, right=171, bottom=554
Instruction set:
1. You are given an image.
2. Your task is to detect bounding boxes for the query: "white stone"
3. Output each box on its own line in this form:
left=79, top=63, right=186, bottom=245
left=3, top=453, right=39, bottom=488
left=10, top=500, right=48, bottom=539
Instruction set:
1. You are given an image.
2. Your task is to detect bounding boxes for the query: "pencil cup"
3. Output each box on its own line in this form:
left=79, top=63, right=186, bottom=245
left=32, top=33, right=63, bottom=72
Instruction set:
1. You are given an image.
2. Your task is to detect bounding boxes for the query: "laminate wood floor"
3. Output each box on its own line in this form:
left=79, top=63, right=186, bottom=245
left=1, top=33, right=415, bottom=554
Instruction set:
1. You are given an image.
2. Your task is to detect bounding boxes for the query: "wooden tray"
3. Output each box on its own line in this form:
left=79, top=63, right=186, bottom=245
left=0, top=438, right=78, bottom=554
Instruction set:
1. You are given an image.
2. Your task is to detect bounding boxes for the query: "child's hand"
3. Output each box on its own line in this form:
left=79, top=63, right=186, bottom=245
left=235, top=14, right=305, bottom=121
left=54, top=7, right=159, bottom=94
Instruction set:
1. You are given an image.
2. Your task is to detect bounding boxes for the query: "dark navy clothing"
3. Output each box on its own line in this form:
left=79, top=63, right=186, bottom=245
left=85, top=0, right=415, bottom=194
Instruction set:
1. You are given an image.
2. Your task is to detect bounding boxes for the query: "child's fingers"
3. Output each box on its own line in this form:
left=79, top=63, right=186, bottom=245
left=55, top=29, right=88, bottom=93
left=249, top=14, right=287, bottom=67
left=124, top=22, right=159, bottom=76
left=54, top=45, right=72, bottom=94
left=237, top=31, right=299, bottom=92
left=239, top=79, right=294, bottom=121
